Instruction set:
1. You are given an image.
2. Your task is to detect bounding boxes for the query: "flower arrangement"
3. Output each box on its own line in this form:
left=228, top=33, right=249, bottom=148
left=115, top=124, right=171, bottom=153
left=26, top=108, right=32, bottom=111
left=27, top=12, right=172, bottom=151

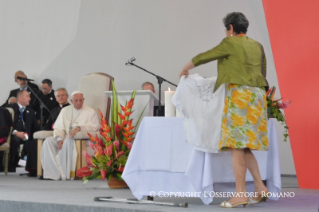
left=266, top=86, right=291, bottom=142
left=77, top=81, right=146, bottom=185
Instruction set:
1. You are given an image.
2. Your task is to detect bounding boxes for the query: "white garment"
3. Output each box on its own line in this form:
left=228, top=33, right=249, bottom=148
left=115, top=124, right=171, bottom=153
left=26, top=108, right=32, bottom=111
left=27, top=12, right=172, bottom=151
left=172, top=74, right=226, bottom=153
left=41, top=104, right=99, bottom=180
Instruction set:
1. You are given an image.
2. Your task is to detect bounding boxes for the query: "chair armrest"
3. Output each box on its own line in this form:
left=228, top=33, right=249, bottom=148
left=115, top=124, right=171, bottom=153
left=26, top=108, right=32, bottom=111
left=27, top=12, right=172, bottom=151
left=33, top=131, right=54, bottom=139
left=74, top=131, right=99, bottom=140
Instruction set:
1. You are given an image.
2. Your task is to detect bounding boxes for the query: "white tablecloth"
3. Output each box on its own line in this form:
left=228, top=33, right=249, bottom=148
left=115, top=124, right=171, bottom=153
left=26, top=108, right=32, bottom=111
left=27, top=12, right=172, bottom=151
left=122, top=117, right=281, bottom=205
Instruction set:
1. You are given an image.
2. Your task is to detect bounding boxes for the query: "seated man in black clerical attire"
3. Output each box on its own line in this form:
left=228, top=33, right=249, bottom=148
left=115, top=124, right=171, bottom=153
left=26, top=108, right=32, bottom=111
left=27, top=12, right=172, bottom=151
left=31, top=79, right=59, bottom=125
left=0, top=107, right=13, bottom=172
left=43, top=88, right=70, bottom=130
left=1, top=71, right=39, bottom=107
left=7, top=90, right=40, bottom=175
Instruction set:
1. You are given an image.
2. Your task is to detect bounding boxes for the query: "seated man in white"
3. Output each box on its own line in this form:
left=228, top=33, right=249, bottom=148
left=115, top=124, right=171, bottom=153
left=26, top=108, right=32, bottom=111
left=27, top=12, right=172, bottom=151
left=40, top=91, right=99, bottom=180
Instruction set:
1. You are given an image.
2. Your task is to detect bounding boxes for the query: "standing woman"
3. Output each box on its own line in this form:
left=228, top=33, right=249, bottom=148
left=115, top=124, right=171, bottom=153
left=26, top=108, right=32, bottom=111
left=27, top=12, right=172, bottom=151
left=179, top=12, right=269, bottom=208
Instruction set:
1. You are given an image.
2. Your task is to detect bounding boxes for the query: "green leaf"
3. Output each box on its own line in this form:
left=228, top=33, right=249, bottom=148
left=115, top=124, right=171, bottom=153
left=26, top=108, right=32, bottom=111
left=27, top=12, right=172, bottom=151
left=134, top=101, right=149, bottom=133
left=113, top=172, right=124, bottom=181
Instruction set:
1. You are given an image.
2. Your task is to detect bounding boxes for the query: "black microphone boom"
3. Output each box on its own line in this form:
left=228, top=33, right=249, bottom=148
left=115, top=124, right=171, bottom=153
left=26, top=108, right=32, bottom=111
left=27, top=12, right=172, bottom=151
left=17, top=76, right=34, bottom=82
left=125, top=57, right=136, bottom=65
left=125, top=57, right=177, bottom=117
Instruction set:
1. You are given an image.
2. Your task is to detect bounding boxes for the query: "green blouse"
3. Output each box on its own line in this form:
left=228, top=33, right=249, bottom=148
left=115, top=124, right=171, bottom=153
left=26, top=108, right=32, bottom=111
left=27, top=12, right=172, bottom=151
left=192, top=35, right=269, bottom=92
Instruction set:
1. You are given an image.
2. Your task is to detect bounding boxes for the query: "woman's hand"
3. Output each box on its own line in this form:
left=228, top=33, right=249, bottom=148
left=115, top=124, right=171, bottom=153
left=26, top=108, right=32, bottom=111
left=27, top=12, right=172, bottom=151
left=179, top=61, right=195, bottom=78
left=179, top=70, right=189, bottom=79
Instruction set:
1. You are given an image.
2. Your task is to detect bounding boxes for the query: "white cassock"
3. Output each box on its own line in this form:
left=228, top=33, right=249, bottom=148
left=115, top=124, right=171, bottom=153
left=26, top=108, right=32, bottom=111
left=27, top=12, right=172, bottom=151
left=41, top=104, right=99, bottom=180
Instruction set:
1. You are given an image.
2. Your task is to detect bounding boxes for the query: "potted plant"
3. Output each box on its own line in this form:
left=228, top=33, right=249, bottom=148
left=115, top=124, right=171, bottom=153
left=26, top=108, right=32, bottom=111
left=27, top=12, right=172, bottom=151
left=77, top=81, right=146, bottom=188
left=266, top=86, right=291, bottom=142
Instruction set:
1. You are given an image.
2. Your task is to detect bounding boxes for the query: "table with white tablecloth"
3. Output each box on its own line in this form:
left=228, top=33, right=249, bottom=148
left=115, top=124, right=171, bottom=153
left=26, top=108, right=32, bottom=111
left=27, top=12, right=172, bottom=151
left=122, top=117, right=281, bottom=205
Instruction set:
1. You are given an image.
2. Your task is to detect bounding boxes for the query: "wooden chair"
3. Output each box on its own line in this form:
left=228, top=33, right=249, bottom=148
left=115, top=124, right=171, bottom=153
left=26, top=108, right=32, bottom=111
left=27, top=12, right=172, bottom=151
left=0, top=108, right=14, bottom=175
left=34, top=72, right=114, bottom=178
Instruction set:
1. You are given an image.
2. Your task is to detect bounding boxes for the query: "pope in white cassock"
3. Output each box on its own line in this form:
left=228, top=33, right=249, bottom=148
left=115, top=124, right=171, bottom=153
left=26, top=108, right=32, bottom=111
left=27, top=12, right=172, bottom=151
left=41, top=91, right=100, bottom=180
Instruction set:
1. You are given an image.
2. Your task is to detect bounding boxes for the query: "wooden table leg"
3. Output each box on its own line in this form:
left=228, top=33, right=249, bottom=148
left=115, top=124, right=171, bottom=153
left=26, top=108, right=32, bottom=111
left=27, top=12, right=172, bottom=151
left=37, top=139, right=44, bottom=178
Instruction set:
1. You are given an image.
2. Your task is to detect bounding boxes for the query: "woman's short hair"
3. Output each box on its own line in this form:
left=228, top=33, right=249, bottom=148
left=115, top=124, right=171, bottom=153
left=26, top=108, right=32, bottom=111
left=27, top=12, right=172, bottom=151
left=223, top=12, right=249, bottom=34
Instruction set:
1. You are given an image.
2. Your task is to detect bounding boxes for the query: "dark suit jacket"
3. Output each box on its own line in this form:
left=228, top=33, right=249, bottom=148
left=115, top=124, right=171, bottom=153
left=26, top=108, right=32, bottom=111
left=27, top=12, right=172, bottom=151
left=31, top=89, right=59, bottom=121
left=27, top=82, right=39, bottom=91
left=2, top=85, right=39, bottom=107
left=43, top=103, right=70, bottom=130
left=0, top=107, right=12, bottom=139
left=7, top=104, right=40, bottom=142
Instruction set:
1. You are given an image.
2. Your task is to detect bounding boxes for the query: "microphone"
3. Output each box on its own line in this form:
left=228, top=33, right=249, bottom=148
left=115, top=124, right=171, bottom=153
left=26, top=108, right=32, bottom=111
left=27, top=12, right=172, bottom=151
left=125, top=57, right=136, bottom=65
left=17, top=76, right=34, bottom=81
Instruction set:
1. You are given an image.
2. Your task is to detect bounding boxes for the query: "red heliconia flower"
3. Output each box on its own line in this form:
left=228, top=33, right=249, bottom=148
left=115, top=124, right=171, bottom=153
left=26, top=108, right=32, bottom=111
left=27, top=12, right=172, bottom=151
left=88, top=133, right=98, bottom=142
left=122, top=120, right=129, bottom=126
left=278, top=100, right=291, bottom=109
left=106, top=160, right=113, bottom=167
left=83, top=151, right=93, bottom=165
left=127, top=142, right=132, bottom=150
left=95, top=145, right=104, bottom=155
left=126, top=99, right=134, bottom=109
left=89, top=141, right=95, bottom=150
left=120, top=105, right=128, bottom=112
left=100, top=131, right=107, bottom=138
left=114, top=167, right=125, bottom=172
left=124, top=111, right=134, bottom=116
left=119, top=140, right=128, bottom=147
left=126, top=137, right=134, bottom=142
left=118, top=112, right=126, bottom=121
left=113, top=141, right=119, bottom=151
left=266, top=88, right=272, bottom=97
left=98, top=138, right=105, bottom=148
left=114, top=123, right=122, bottom=138
left=122, top=131, right=135, bottom=138
left=115, top=151, right=125, bottom=159
left=104, top=144, right=113, bottom=156
left=76, top=166, right=92, bottom=177
left=123, top=126, right=134, bottom=133
left=100, top=169, right=106, bottom=181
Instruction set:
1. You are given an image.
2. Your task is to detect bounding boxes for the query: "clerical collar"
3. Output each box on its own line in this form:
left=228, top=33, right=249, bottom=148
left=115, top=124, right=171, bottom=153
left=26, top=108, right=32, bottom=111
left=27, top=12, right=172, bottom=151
left=60, top=103, right=69, bottom=108
left=20, top=87, right=27, bottom=91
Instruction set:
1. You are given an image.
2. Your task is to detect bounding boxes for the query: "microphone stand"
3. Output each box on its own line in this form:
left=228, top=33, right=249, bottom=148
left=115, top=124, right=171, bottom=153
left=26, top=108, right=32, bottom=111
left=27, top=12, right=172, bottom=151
left=126, top=61, right=177, bottom=116
left=24, top=80, right=51, bottom=130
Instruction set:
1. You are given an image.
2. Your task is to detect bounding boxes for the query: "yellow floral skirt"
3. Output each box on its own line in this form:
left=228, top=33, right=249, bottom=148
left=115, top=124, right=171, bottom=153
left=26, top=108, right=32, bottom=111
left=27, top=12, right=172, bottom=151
left=219, top=84, right=268, bottom=151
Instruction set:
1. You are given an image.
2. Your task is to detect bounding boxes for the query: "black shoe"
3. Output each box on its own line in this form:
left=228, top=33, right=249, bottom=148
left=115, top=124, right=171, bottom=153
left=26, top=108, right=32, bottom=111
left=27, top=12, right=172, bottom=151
left=27, top=173, right=36, bottom=177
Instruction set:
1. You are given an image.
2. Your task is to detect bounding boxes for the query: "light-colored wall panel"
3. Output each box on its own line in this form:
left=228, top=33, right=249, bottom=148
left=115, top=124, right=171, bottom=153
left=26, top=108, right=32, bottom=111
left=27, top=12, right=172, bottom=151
left=0, top=0, right=295, bottom=175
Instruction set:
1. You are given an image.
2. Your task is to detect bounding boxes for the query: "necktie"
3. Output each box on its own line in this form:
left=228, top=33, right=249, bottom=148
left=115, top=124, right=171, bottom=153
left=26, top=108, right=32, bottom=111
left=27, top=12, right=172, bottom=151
left=19, top=107, right=25, bottom=121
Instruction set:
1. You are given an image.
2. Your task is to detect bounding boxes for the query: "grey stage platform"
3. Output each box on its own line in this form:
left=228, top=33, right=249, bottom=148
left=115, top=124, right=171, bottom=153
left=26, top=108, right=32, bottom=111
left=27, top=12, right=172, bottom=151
left=0, top=168, right=318, bottom=212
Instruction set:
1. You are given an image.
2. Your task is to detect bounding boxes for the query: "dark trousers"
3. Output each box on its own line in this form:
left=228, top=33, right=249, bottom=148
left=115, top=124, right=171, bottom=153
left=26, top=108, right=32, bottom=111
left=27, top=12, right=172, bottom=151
left=9, top=135, right=25, bottom=168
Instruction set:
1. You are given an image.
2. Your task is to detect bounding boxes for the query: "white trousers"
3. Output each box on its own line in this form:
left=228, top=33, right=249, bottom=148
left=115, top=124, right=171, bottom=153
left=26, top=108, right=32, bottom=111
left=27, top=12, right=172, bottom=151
left=41, top=136, right=77, bottom=180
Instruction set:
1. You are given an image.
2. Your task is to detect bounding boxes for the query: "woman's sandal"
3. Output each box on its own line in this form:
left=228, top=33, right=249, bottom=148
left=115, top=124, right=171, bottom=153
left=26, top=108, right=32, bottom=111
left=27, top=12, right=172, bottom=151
left=220, top=201, right=248, bottom=208
left=248, top=193, right=269, bottom=205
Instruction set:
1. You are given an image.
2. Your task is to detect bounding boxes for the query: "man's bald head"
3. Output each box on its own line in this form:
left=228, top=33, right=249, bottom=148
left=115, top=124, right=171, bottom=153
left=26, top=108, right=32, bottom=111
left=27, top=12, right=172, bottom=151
left=15, top=71, right=28, bottom=87
left=14, top=70, right=26, bottom=83
left=17, top=90, right=31, bottom=107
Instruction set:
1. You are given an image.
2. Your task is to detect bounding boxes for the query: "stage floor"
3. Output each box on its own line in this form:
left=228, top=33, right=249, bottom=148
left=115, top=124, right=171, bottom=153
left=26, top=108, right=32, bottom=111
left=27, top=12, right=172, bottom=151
left=0, top=168, right=317, bottom=212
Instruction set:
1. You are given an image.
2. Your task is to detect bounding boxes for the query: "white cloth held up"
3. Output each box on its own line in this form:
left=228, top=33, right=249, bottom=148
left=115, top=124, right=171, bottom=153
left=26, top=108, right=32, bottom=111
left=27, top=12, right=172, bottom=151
left=172, top=74, right=226, bottom=153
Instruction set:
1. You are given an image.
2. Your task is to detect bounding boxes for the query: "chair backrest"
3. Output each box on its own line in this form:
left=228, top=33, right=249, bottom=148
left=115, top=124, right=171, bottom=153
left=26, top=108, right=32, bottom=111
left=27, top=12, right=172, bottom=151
left=78, top=73, right=114, bottom=121
left=5, top=107, right=14, bottom=145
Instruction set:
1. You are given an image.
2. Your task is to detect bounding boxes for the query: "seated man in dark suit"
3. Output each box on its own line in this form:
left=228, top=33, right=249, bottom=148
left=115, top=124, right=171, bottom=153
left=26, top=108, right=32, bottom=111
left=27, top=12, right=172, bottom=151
left=31, top=79, right=59, bottom=125
left=2, top=71, right=39, bottom=107
left=0, top=107, right=13, bottom=172
left=43, top=88, right=70, bottom=130
left=7, top=90, right=40, bottom=175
